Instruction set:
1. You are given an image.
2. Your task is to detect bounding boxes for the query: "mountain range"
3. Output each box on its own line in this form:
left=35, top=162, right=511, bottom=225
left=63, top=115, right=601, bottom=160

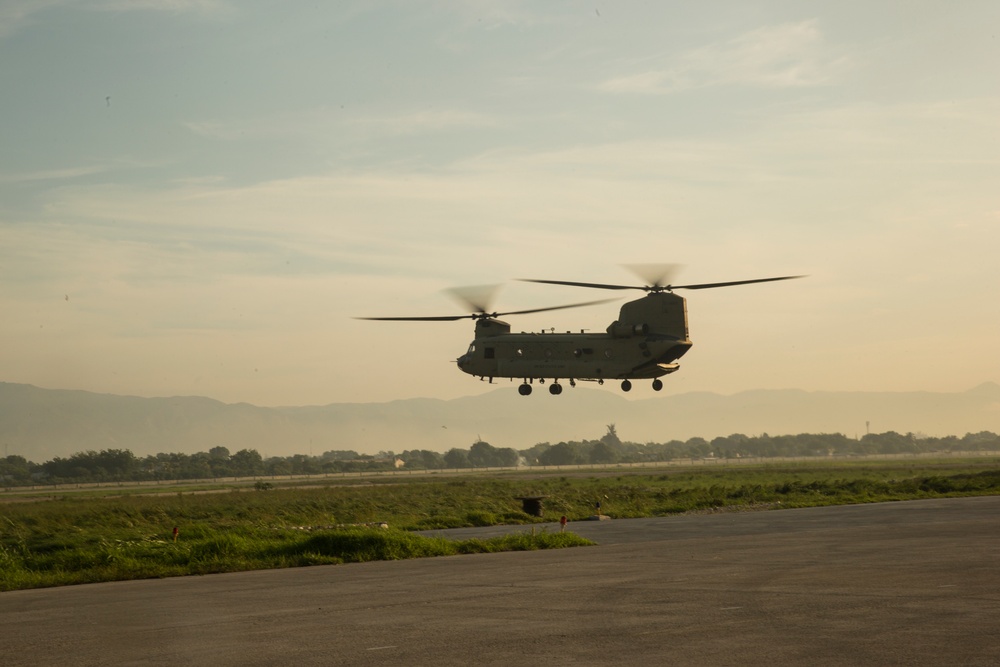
left=2, top=381, right=999, bottom=462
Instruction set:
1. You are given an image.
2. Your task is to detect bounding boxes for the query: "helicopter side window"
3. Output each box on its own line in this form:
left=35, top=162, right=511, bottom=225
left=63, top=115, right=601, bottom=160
left=484, top=347, right=495, bottom=359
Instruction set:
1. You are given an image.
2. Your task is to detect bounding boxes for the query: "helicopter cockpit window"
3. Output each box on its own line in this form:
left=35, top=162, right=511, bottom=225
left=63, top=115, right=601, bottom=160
left=467, top=343, right=476, bottom=355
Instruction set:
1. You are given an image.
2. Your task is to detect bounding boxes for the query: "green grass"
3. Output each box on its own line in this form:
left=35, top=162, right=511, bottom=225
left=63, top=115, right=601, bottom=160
left=0, top=518, right=593, bottom=591
left=3, top=457, right=999, bottom=591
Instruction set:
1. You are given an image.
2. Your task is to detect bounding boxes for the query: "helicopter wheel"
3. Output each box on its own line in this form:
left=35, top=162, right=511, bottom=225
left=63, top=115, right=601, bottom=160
left=549, top=383, right=562, bottom=395
left=652, top=379, right=663, bottom=391
left=518, top=383, right=532, bottom=396
left=621, top=380, right=632, bottom=392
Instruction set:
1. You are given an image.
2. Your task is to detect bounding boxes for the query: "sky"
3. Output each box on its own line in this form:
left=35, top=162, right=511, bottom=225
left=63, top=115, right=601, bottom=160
left=1, top=0, right=998, bottom=407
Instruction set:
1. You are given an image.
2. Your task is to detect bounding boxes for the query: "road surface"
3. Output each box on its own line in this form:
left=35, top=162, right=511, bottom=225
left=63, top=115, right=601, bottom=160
left=3, top=497, right=999, bottom=666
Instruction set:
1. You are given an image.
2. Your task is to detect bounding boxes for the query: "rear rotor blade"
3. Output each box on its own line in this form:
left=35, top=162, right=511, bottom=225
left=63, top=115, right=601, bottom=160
left=519, top=278, right=644, bottom=291
left=522, top=272, right=805, bottom=293
left=623, top=263, right=682, bottom=290
left=672, top=275, right=806, bottom=290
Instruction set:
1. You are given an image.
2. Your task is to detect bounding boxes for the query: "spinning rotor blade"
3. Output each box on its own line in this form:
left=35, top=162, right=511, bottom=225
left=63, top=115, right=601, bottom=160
left=357, top=284, right=502, bottom=322
left=496, top=297, right=618, bottom=317
left=623, top=263, right=682, bottom=290
left=356, top=297, right=617, bottom=322
left=670, top=275, right=806, bottom=290
left=519, top=278, right=644, bottom=292
left=522, top=270, right=805, bottom=293
left=444, top=284, right=501, bottom=314
left=522, top=263, right=682, bottom=292
left=356, top=314, right=473, bottom=322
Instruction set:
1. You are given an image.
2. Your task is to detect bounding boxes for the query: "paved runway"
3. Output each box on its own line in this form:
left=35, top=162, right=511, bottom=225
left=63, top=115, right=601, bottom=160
left=3, top=497, right=1000, bottom=666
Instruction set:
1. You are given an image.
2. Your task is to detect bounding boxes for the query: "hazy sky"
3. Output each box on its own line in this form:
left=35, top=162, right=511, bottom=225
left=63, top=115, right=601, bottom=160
left=2, top=1, right=998, bottom=406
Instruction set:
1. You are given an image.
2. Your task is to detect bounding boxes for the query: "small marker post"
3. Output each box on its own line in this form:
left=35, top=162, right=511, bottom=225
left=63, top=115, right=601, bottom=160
left=172, top=526, right=179, bottom=543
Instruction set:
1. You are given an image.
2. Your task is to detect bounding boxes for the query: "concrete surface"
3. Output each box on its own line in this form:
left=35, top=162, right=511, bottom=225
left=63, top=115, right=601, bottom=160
left=3, top=496, right=999, bottom=666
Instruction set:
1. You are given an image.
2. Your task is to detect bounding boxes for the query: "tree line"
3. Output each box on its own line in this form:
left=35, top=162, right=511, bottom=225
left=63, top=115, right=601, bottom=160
left=3, top=428, right=1000, bottom=487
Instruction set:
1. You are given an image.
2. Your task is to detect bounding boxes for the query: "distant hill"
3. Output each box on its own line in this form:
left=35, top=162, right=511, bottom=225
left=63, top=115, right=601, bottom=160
left=2, top=381, right=999, bottom=462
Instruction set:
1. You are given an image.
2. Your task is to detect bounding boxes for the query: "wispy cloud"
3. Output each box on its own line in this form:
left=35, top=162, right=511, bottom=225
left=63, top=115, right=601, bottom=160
left=35, top=96, right=1000, bottom=253
left=0, top=0, right=232, bottom=39
left=347, top=109, right=499, bottom=135
left=437, top=0, right=559, bottom=31
left=183, top=108, right=497, bottom=142
left=598, top=20, right=848, bottom=94
left=0, top=165, right=108, bottom=184
left=0, top=0, right=64, bottom=38
left=89, top=0, right=233, bottom=14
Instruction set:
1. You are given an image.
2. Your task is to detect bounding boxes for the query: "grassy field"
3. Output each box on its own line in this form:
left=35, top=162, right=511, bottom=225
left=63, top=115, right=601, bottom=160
left=3, top=457, right=999, bottom=591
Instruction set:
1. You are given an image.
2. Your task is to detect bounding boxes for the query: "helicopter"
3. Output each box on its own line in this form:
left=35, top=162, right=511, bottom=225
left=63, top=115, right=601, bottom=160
left=359, top=265, right=804, bottom=396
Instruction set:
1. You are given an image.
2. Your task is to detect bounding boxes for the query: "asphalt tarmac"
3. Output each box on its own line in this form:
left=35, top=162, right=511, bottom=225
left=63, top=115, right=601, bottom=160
left=3, top=496, right=999, bottom=666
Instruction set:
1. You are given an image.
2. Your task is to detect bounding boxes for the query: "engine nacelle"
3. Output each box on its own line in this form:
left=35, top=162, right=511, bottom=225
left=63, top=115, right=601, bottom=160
left=607, top=321, right=649, bottom=338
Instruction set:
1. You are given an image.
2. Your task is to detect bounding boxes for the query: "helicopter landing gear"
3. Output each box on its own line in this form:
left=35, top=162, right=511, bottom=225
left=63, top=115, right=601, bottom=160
left=549, top=383, right=563, bottom=395
left=621, top=379, right=632, bottom=392
left=652, top=379, right=663, bottom=391
left=518, top=383, right=533, bottom=396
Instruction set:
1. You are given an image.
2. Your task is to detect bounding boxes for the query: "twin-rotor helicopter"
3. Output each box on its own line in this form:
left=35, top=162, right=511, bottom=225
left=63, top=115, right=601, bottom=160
left=359, top=265, right=804, bottom=396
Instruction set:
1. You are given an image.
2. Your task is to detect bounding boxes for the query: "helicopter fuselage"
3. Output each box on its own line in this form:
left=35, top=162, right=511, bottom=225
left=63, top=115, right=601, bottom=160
left=456, top=292, right=692, bottom=387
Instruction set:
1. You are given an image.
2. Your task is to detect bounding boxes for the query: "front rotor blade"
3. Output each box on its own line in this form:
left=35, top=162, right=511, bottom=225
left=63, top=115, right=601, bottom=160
left=497, top=297, right=619, bottom=317
left=444, top=284, right=501, bottom=314
left=355, top=315, right=471, bottom=322
left=519, top=278, right=643, bottom=291
left=672, top=275, right=806, bottom=290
